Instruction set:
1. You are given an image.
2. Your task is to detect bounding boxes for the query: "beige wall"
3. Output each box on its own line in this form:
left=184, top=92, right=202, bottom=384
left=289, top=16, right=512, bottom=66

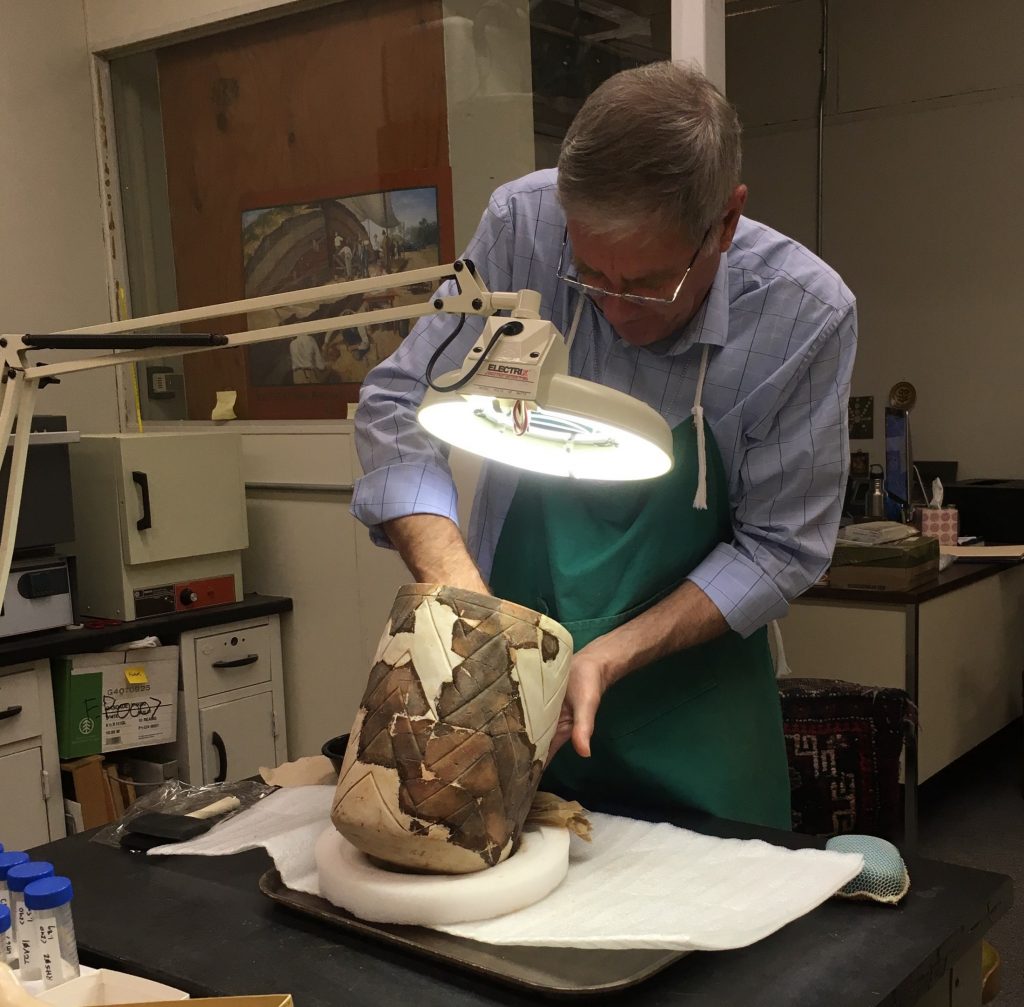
left=0, top=1, right=118, bottom=433
left=233, top=425, right=480, bottom=758
left=727, top=0, right=1024, bottom=479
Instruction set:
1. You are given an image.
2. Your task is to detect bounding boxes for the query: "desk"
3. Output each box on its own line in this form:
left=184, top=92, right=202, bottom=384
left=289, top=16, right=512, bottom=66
left=782, top=563, right=1024, bottom=844
left=30, top=806, right=1011, bottom=1007
left=0, top=595, right=292, bottom=849
left=0, top=595, right=292, bottom=666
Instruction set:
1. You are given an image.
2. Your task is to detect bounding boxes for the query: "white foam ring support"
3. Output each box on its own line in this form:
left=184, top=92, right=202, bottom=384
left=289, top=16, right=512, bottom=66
left=315, top=824, right=571, bottom=925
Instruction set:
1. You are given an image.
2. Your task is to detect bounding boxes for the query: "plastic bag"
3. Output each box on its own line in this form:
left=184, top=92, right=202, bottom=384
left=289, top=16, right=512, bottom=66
left=90, top=778, right=274, bottom=849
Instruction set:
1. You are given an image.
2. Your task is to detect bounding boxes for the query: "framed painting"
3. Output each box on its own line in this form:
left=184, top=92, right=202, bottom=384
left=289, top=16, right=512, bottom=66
left=240, top=170, right=454, bottom=419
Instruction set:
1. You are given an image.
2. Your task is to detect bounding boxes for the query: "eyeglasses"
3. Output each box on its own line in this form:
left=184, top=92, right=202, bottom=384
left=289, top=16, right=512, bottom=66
left=556, top=226, right=712, bottom=306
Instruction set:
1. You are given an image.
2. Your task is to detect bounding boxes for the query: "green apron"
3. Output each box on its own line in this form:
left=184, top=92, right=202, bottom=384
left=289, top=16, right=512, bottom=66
left=489, top=355, right=791, bottom=830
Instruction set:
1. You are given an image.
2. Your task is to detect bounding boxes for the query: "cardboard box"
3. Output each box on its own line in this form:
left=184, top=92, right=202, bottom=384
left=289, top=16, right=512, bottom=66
left=829, top=535, right=940, bottom=591
left=50, top=648, right=178, bottom=760
left=36, top=968, right=188, bottom=1005
left=59, top=755, right=116, bottom=829
left=113, top=1000, right=292, bottom=1007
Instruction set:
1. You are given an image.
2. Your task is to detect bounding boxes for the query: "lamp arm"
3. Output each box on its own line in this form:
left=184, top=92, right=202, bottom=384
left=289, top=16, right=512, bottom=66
left=0, top=258, right=547, bottom=595
left=2, top=258, right=539, bottom=382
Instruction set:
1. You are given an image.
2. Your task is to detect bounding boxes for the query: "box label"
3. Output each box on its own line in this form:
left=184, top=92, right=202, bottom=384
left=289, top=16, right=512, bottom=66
left=96, top=675, right=174, bottom=750
left=52, top=649, right=178, bottom=758
left=124, top=666, right=149, bottom=686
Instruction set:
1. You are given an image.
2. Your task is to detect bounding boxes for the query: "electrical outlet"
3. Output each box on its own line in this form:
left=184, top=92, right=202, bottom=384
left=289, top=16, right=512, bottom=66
left=147, top=365, right=180, bottom=400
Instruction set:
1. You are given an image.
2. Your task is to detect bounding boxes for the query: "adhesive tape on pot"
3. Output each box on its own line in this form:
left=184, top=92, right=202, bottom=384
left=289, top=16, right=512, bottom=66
left=315, top=825, right=570, bottom=925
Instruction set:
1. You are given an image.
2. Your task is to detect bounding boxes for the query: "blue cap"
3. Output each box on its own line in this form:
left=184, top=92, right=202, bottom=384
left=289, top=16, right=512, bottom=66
left=0, top=851, right=29, bottom=879
left=0, top=904, right=9, bottom=932
left=7, top=862, right=55, bottom=893
left=24, top=876, right=73, bottom=911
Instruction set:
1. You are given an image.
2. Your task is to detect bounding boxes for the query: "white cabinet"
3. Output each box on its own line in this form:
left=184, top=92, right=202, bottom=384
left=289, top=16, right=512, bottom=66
left=200, top=692, right=276, bottom=783
left=175, top=615, right=287, bottom=784
left=0, top=662, right=66, bottom=849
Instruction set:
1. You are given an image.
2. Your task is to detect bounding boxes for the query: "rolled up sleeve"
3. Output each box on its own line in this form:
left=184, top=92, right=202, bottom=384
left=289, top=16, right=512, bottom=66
left=351, top=194, right=515, bottom=545
left=689, top=303, right=858, bottom=637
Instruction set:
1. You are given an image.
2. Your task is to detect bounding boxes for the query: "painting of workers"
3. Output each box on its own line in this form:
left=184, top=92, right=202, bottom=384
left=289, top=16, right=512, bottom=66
left=242, top=186, right=441, bottom=388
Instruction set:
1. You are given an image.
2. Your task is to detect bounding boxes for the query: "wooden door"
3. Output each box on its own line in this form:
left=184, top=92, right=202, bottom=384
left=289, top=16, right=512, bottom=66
left=157, top=1, right=451, bottom=419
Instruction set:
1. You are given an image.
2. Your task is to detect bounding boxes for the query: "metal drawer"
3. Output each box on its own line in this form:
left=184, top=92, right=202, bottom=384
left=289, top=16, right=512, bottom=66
left=0, top=667, right=43, bottom=747
left=195, top=624, right=271, bottom=698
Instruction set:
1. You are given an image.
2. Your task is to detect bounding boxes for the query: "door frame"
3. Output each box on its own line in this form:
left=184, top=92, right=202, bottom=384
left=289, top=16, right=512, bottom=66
left=84, top=0, right=719, bottom=432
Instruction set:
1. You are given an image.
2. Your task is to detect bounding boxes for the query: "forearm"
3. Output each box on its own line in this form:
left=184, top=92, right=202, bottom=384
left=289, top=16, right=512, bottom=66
left=595, top=580, right=728, bottom=687
left=556, top=580, right=728, bottom=758
left=383, top=514, right=489, bottom=594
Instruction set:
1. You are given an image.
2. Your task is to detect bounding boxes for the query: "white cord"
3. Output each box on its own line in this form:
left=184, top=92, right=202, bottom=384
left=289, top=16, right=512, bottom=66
left=691, top=345, right=711, bottom=510
left=565, top=294, right=584, bottom=351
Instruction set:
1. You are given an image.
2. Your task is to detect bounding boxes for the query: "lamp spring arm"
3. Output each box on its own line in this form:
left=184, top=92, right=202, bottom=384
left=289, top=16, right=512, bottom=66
left=0, top=374, right=37, bottom=595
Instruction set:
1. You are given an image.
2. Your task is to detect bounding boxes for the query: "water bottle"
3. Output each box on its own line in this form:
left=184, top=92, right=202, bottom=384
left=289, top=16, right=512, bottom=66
left=7, top=861, right=55, bottom=978
left=25, top=877, right=81, bottom=989
left=868, top=475, right=884, bottom=520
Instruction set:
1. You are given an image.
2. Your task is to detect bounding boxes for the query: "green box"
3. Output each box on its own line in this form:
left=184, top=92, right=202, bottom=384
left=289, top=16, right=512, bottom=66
left=51, top=647, right=179, bottom=760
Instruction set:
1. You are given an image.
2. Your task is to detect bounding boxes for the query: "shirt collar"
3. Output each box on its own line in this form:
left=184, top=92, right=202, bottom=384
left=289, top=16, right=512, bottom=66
left=659, top=250, right=730, bottom=356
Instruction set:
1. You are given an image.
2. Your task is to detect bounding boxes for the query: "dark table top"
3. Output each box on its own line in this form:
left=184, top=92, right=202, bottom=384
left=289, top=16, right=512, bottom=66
left=29, top=803, right=1012, bottom=1007
left=0, top=594, right=292, bottom=669
left=801, top=561, right=1011, bottom=606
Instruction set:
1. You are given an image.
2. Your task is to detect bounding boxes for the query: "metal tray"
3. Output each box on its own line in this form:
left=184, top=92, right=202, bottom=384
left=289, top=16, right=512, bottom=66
left=259, top=869, right=688, bottom=998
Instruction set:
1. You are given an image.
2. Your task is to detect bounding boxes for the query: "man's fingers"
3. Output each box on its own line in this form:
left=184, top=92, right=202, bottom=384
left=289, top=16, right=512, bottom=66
left=544, top=703, right=574, bottom=766
left=546, top=722, right=572, bottom=765
left=571, top=699, right=596, bottom=759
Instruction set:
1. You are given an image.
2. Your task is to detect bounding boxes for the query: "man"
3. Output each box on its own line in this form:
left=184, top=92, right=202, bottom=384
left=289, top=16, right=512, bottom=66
left=289, top=332, right=327, bottom=384
left=352, top=62, right=856, bottom=829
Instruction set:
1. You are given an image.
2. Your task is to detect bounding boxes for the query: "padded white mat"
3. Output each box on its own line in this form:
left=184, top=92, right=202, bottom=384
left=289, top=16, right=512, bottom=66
left=151, top=786, right=862, bottom=951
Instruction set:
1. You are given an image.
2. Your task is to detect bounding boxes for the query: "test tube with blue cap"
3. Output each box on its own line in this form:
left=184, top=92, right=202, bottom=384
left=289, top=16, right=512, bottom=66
left=25, top=876, right=80, bottom=989
left=0, top=904, right=11, bottom=968
left=7, top=862, right=55, bottom=978
left=0, top=851, right=29, bottom=965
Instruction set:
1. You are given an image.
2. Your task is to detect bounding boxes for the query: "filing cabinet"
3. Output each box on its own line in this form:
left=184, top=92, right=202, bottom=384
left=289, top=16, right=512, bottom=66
left=0, top=662, right=66, bottom=849
left=175, top=615, right=288, bottom=784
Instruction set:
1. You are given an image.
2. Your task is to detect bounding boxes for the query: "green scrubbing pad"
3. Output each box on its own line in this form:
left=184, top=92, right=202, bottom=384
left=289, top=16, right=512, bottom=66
left=826, top=835, right=910, bottom=905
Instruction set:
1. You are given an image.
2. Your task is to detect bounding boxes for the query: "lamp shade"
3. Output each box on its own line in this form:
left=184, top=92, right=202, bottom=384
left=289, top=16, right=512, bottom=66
left=418, top=372, right=674, bottom=480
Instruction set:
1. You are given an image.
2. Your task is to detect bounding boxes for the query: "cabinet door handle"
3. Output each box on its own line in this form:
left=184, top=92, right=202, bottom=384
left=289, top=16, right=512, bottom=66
left=132, top=471, right=153, bottom=531
left=211, top=731, right=227, bottom=783
left=211, top=655, right=259, bottom=669
left=0, top=704, right=23, bottom=721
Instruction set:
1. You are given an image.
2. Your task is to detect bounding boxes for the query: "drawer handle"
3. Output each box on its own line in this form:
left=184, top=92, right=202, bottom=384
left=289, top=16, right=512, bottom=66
left=212, top=731, right=227, bottom=783
left=211, top=654, right=259, bottom=669
left=0, top=704, right=23, bottom=722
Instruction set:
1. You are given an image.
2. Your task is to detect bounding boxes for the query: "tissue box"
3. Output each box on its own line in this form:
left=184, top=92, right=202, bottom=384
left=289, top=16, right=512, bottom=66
left=914, top=506, right=959, bottom=546
left=829, top=535, right=940, bottom=591
left=51, top=647, right=179, bottom=759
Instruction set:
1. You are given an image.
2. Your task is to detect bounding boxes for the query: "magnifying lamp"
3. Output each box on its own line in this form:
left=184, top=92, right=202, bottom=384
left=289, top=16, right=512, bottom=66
left=0, top=258, right=673, bottom=592
left=418, top=312, right=673, bottom=481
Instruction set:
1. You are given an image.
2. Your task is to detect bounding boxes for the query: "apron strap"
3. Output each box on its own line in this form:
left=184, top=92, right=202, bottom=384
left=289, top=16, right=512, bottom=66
left=691, top=345, right=711, bottom=510
left=769, top=619, right=792, bottom=677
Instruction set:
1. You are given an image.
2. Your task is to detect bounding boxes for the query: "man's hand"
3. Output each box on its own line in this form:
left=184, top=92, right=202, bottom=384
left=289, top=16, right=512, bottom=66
left=383, top=514, right=489, bottom=594
left=548, top=640, right=617, bottom=761
left=546, top=580, right=730, bottom=763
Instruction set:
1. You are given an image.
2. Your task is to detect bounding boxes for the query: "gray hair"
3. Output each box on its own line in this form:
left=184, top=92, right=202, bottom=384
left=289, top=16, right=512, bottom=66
left=557, top=61, right=742, bottom=248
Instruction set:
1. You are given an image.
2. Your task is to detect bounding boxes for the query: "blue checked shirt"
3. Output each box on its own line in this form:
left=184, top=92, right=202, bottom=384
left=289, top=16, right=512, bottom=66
left=353, top=170, right=857, bottom=638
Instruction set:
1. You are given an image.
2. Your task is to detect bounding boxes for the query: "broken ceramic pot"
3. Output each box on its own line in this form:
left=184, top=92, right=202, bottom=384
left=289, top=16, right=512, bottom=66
left=331, top=584, right=574, bottom=874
